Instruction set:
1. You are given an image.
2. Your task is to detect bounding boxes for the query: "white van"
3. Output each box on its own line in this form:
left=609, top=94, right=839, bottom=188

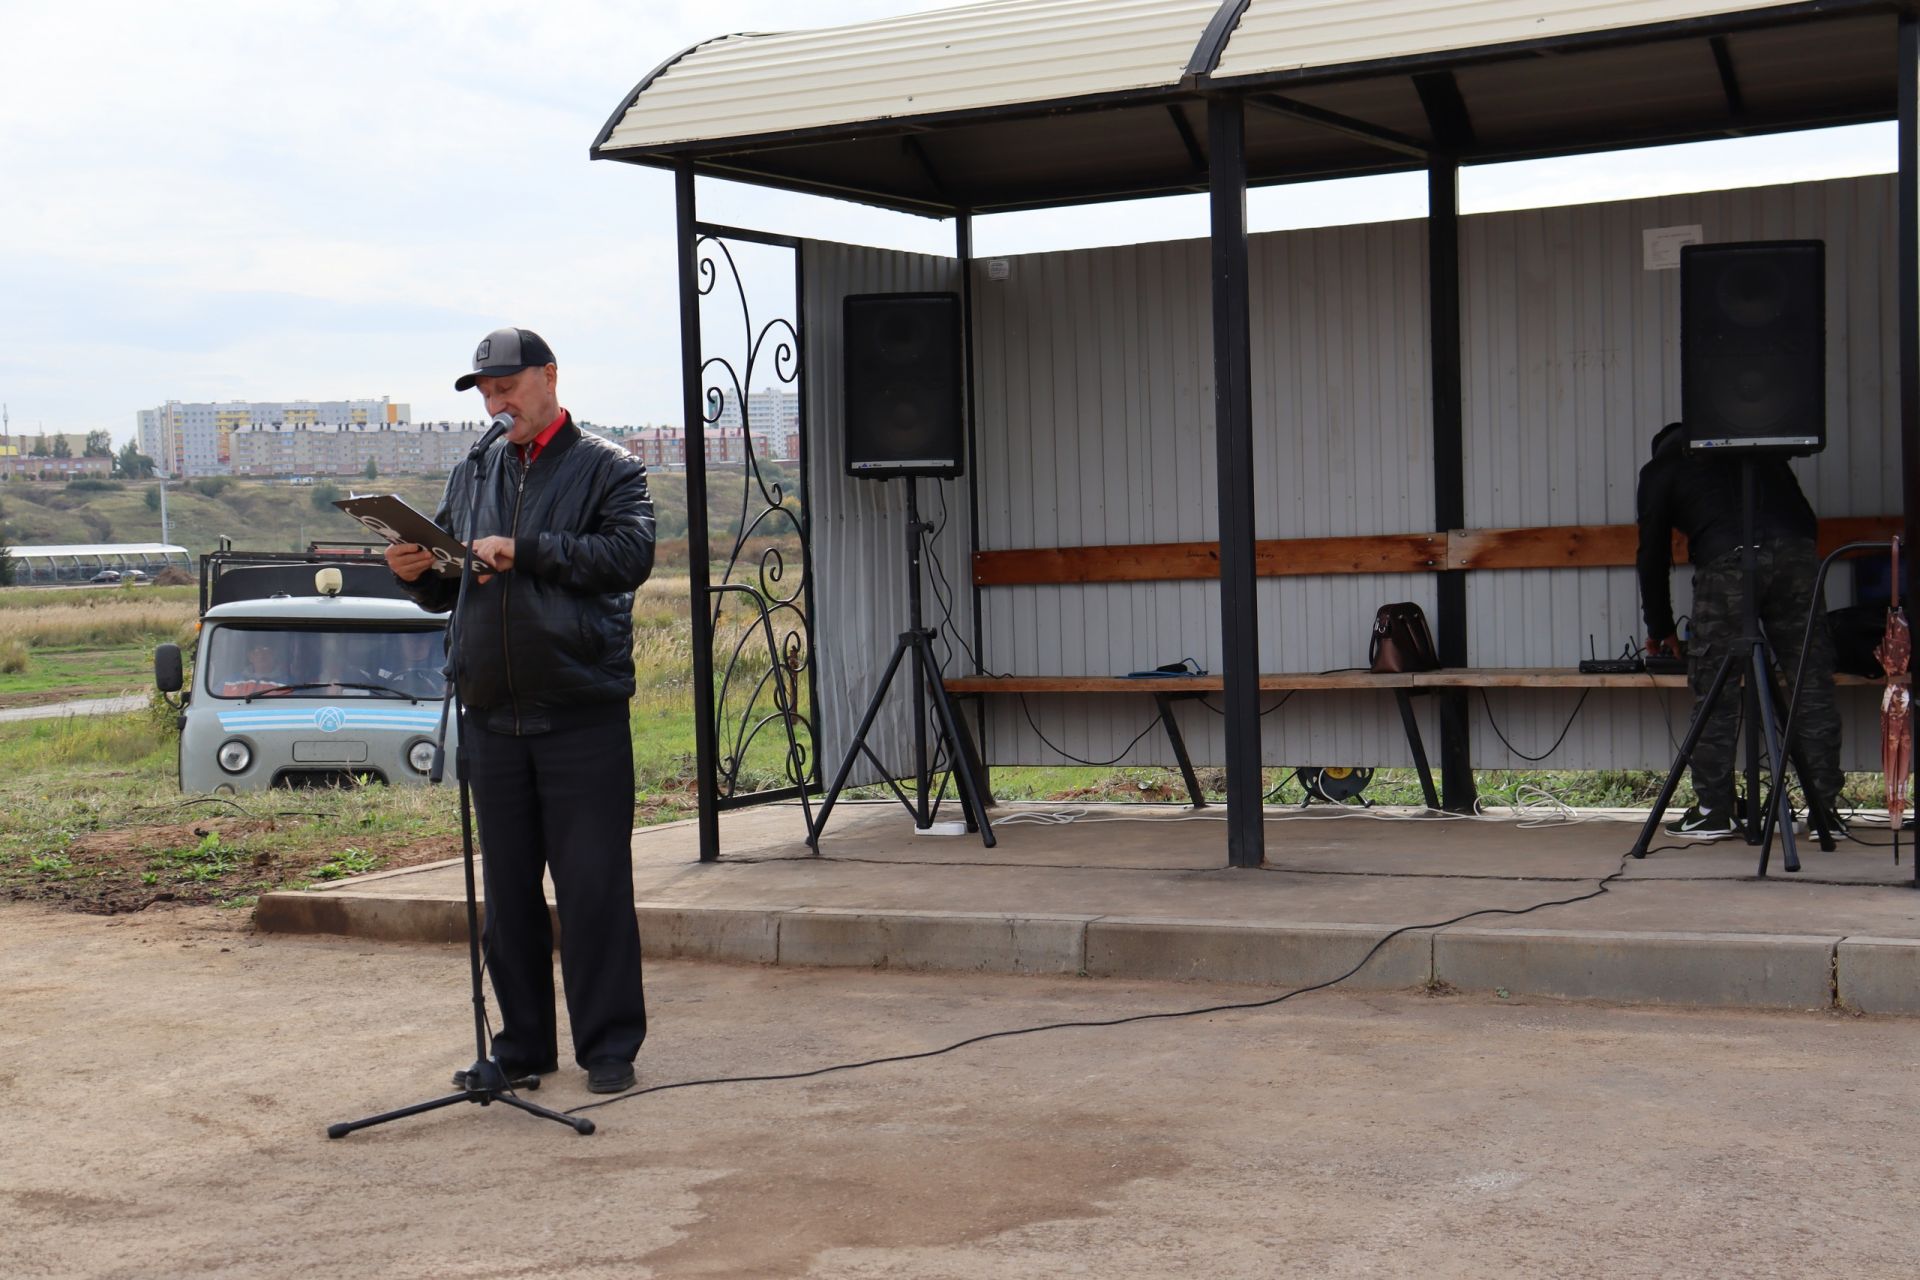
left=156, top=551, right=454, bottom=792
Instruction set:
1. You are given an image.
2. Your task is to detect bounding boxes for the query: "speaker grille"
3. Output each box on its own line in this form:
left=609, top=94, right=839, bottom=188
left=1681, top=241, right=1825, bottom=455
left=843, top=292, right=963, bottom=478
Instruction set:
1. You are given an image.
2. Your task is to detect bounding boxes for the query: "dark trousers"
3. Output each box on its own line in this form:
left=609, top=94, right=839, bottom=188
left=468, top=709, right=647, bottom=1069
left=1688, top=538, right=1845, bottom=814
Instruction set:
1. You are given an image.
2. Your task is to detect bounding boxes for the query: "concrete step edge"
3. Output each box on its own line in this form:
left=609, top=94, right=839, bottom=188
left=253, top=892, right=1912, bottom=1013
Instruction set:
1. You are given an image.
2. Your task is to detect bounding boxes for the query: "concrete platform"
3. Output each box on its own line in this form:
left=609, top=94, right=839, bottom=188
left=256, top=801, right=1920, bottom=1014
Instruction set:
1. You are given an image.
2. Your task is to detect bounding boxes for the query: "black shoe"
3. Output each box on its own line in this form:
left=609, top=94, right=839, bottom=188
left=1819, top=806, right=1852, bottom=841
left=1665, top=805, right=1735, bottom=839
left=586, top=1059, right=636, bottom=1094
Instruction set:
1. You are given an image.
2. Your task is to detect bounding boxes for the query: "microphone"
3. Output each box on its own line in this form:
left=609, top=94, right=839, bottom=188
left=468, top=412, right=513, bottom=461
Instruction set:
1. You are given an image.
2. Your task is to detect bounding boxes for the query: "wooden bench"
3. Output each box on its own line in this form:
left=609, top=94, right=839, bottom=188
left=947, top=668, right=1893, bottom=809
left=958, top=518, right=1901, bottom=808
left=947, top=667, right=1691, bottom=810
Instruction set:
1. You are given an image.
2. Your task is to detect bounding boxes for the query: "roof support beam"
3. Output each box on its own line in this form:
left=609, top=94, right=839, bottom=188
left=903, top=136, right=953, bottom=205
left=1249, top=93, right=1429, bottom=159
left=1710, top=36, right=1748, bottom=122
left=1167, top=104, right=1208, bottom=174
left=1206, top=96, right=1264, bottom=869
left=1413, top=71, right=1475, bottom=151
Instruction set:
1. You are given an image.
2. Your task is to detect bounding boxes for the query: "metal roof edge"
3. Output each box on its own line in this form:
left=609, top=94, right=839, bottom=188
left=1183, top=0, right=1252, bottom=81
left=589, top=32, right=743, bottom=159
left=592, top=80, right=1202, bottom=168
left=1194, top=0, right=1893, bottom=93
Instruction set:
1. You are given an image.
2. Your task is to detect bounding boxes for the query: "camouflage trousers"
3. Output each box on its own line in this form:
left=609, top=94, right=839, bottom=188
left=1687, top=538, right=1844, bottom=814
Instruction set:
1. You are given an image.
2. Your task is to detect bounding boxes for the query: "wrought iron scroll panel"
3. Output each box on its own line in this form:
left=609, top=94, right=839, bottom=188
left=694, top=232, right=817, bottom=816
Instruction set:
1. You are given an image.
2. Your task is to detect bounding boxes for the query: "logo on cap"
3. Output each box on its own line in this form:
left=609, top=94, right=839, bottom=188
left=475, top=338, right=491, bottom=362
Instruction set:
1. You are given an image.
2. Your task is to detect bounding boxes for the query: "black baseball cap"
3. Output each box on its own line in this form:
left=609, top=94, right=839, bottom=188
left=454, top=327, right=556, bottom=391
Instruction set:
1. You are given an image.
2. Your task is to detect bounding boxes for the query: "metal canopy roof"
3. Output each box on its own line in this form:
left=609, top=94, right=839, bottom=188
left=592, top=0, right=1899, bottom=215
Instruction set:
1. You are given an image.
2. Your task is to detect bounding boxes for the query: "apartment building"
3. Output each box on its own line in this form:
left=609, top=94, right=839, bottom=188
left=229, top=421, right=484, bottom=477
left=138, top=398, right=410, bottom=476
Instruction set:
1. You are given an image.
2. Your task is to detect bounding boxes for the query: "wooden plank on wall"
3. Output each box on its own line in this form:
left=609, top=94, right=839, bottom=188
left=1448, top=516, right=1904, bottom=570
left=973, top=532, right=1446, bottom=586
left=1447, top=523, right=1643, bottom=570
left=975, top=518, right=1899, bottom=586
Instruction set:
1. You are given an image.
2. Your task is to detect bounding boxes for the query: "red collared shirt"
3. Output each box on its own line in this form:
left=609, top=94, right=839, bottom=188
left=516, top=409, right=568, bottom=468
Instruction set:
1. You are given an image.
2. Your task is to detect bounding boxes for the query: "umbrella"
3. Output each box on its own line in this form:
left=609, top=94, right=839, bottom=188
left=1874, top=536, right=1911, bottom=862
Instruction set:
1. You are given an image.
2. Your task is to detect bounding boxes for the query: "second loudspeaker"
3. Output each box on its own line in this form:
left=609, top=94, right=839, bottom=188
left=1682, top=239, right=1825, bottom=456
left=843, top=291, right=964, bottom=479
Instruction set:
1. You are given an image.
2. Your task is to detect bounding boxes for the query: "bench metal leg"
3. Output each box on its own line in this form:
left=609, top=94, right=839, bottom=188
left=1153, top=693, right=1208, bottom=809
left=1394, top=690, right=1442, bottom=811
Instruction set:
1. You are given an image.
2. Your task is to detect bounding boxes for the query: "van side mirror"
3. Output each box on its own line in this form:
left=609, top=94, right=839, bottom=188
left=155, top=643, right=183, bottom=693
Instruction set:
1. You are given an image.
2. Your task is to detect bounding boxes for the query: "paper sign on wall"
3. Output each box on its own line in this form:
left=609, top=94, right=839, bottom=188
left=1643, top=225, right=1704, bottom=271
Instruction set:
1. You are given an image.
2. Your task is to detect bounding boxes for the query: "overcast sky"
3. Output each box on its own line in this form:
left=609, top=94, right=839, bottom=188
left=0, top=1, right=1895, bottom=441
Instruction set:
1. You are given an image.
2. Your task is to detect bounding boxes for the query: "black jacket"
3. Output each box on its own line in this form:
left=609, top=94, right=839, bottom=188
left=1635, top=434, right=1816, bottom=639
left=400, top=415, right=655, bottom=729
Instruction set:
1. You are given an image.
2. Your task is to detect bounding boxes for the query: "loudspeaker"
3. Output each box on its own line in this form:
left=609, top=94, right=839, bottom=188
left=843, top=291, right=964, bottom=478
left=1681, top=240, right=1825, bottom=455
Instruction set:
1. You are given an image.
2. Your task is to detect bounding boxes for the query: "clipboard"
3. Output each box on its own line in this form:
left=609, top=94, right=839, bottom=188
left=333, top=494, right=469, bottom=578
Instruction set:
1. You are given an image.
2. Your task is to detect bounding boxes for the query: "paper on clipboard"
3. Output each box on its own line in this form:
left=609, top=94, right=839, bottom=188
left=333, top=494, right=468, bottom=577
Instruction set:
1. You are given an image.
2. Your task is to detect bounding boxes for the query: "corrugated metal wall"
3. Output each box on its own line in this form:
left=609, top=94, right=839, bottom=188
left=968, top=224, right=1439, bottom=769
left=801, top=240, right=968, bottom=786
left=799, top=174, right=1895, bottom=777
left=1463, top=176, right=1895, bottom=771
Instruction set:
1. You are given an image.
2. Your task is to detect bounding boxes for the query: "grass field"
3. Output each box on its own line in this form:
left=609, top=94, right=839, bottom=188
left=0, top=573, right=1901, bottom=915
left=0, top=587, right=198, bottom=703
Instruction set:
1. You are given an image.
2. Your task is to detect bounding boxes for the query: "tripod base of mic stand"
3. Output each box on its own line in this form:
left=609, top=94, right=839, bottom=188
left=327, top=1057, right=595, bottom=1139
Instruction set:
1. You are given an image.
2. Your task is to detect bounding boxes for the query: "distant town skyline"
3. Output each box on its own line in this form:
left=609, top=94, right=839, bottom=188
left=0, top=2, right=1899, bottom=443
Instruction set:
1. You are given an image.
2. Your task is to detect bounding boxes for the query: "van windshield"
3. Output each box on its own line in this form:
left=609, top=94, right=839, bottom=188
left=206, top=627, right=446, bottom=700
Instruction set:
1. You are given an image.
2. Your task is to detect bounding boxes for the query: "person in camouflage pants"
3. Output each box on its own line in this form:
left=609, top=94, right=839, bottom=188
left=1638, top=422, right=1844, bottom=835
left=1686, top=540, right=1845, bottom=820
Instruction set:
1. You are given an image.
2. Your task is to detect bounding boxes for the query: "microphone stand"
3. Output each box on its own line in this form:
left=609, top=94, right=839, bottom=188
left=329, top=428, right=593, bottom=1139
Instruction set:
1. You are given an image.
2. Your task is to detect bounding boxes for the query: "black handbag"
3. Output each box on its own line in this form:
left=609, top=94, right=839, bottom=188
left=1369, top=603, right=1440, bottom=673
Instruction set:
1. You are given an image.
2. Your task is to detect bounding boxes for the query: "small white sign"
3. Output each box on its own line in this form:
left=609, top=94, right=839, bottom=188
left=985, top=258, right=1011, bottom=281
left=1643, top=224, right=1704, bottom=271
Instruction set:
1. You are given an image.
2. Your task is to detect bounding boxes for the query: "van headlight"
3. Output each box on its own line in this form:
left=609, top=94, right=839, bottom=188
left=217, top=739, right=252, bottom=774
left=407, top=739, right=437, bottom=774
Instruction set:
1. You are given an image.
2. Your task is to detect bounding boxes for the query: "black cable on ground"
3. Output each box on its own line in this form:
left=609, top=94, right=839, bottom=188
left=565, top=854, right=1637, bottom=1117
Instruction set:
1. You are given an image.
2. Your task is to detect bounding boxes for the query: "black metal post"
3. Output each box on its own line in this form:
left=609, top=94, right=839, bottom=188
left=676, top=162, right=721, bottom=861
left=794, top=236, right=824, bottom=797
left=1207, top=96, right=1265, bottom=869
left=1428, top=158, right=1476, bottom=812
left=956, top=213, right=986, bottom=675
left=956, top=212, right=990, bottom=788
left=1901, top=16, right=1920, bottom=878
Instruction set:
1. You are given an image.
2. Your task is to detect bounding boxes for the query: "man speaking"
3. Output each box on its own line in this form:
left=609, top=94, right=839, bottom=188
left=388, top=326, right=655, bottom=1095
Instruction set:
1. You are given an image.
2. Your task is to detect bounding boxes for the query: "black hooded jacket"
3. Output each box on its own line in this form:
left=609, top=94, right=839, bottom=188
left=399, top=415, right=655, bottom=730
left=1635, top=428, right=1816, bottom=640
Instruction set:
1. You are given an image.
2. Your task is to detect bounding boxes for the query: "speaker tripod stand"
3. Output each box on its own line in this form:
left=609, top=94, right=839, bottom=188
left=1630, top=456, right=1835, bottom=876
left=808, top=478, right=995, bottom=850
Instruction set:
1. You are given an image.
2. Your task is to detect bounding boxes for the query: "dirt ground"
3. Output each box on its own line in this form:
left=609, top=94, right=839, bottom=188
left=2, top=901, right=1917, bottom=1279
